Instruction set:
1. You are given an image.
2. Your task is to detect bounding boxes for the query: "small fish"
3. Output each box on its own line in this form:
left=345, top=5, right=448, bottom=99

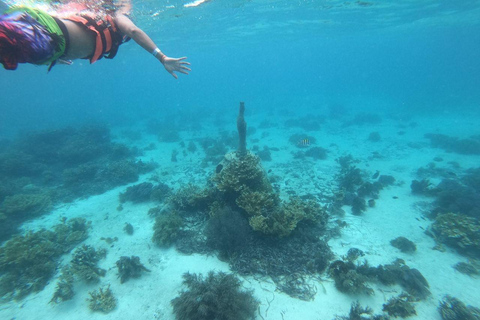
left=372, top=170, right=380, bottom=179
left=297, top=138, right=310, bottom=147
left=392, top=196, right=398, bottom=199
left=215, top=164, right=223, bottom=174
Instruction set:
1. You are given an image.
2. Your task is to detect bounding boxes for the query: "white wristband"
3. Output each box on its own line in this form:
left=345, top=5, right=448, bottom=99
left=152, top=48, right=161, bottom=58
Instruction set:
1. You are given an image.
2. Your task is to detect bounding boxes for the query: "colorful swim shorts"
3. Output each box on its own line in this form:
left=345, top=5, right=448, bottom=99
left=0, top=6, right=66, bottom=70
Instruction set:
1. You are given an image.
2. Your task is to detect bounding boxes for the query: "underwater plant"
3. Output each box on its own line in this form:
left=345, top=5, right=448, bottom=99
left=116, top=256, right=150, bottom=283
left=87, top=285, right=117, bottom=313
left=171, top=271, right=259, bottom=320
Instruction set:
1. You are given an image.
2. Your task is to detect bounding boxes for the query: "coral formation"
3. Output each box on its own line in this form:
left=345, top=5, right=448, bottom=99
left=344, top=248, right=365, bottom=262
left=214, top=152, right=271, bottom=194
left=438, top=295, right=480, bottom=320
left=152, top=212, right=183, bottom=247
left=425, top=133, right=480, bottom=155
left=368, top=131, right=381, bottom=142
left=119, top=182, right=156, bottom=203
left=87, top=285, right=117, bottom=313
left=390, top=237, right=417, bottom=253
left=0, top=218, right=89, bottom=300
left=0, top=192, right=52, bottom=218
left=382, top=293, right=417, bottom=318
left=124, top=222, right=134, bottom=235
left=334, top=301, right=390, bottom=320
left=358, top=259, right=430, bottom=300
left=50, top=266, right=75, bottom=304
left=431, top=212, right=480, bottom=258
left=116, top=256, right=150, bottom=283
left=237, top=102, right=247, bottom=157
left=0, top=124, right=156, bottom=241
left=328, top=260, right=374, bottom=295
left=70, top=245, right=107, bottom=283
left=205, top=207, right=253, bottom=260
left=453, top=261, right=479, bottom=276
left=304, top=146, right=328, bottom=160
left=171, top=271, right=259, bottom=320
left=165, top=103, right=333, bottom=300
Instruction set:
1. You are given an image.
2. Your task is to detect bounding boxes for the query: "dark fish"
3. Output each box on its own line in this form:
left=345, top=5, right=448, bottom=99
left=392, top=196, right=398, bottom=199
left=215, top=164, right=223, bottom=174
left=372, top=170, right=380, bottom=179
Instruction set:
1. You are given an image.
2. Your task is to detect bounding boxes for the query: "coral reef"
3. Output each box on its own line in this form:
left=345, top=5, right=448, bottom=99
left=334, top=301, right=390, bottom=320
left=344, top=248, right=365, bottom=262
left=213, top=152, right=271, bottom=194
left=171, top=271, right=259, bottom=320
left=438, top=295, right=480, bottom=320
left=425, top=133, right=480, bottom=155
left=390, top=237, right=417, bottom=253
left=358, top=259, right=430, bottom=300
left=237, top=102, right=247, bottom=157
left=289, top=133, right=317, bottom=148
left=453, top=261, right=479, bottom=276
left=116, top=256, right=150, bottom=283
left=50, top=266, right=75, bottom=304
left=0, top=124, right=156, bottom=240
left=0, top=218, right=89, bottom=300
left=119, top=182, right=156, bottom=203
left=70, top=245, right=107, bottom=283
left=87, top=285, right=117, bottom=313
left=431, top=212, right=480, bottom=258
left=166, top=103, right=333, bottom=300
left=368, top=132, right=381, bottom=142
left=304, top=146, right=328, bottom=160
left=168, top=184, right=213, bottom=212
left=205, top=207, right=253, bottom=260
left=152, top=212, right=184, bottom=247
left=328, top=260, right=374, bottom=295
left=285, top=114, right=325, bottom=131
left=0, top=192, right=52, bottom=219
left=410, top=179, right=436, bottom=195
left=382, top=293, right=417, bottom=318
left=124, top=222, right=134, bottom=235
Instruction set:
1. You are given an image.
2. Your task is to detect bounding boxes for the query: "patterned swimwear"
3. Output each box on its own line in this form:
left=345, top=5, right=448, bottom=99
left=0, top=7, right=67, bottom=70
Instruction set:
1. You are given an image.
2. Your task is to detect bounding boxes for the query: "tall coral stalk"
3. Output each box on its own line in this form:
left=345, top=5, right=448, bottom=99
left=237, top=102, right=247, bottom=157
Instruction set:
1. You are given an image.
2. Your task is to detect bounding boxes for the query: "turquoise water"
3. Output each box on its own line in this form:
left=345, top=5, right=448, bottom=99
left=1, top=1, right=480, bottom=319
left=1, top=0, right=479, bottom=135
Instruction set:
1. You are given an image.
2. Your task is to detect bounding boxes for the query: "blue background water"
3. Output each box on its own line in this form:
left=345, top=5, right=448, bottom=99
left=1, top=0, right=479, bottom=136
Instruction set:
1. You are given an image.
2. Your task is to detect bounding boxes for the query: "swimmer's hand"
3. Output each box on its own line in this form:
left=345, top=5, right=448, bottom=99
left=161, top=56, right=191, bottom=79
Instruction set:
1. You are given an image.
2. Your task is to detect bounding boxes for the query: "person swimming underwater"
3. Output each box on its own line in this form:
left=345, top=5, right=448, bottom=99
left=0, top=0, right=191, bottom=78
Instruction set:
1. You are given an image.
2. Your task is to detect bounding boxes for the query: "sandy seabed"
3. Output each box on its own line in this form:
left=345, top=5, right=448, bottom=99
left=1, top=111, right=479, bottom=320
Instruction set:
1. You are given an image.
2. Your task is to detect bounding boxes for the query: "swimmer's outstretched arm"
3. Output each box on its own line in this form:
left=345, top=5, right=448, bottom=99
left=113, top=13, right=191, bottom=79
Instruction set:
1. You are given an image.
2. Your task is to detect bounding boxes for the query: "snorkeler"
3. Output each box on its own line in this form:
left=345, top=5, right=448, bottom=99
left=0, top=0, right=191, bottom=78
